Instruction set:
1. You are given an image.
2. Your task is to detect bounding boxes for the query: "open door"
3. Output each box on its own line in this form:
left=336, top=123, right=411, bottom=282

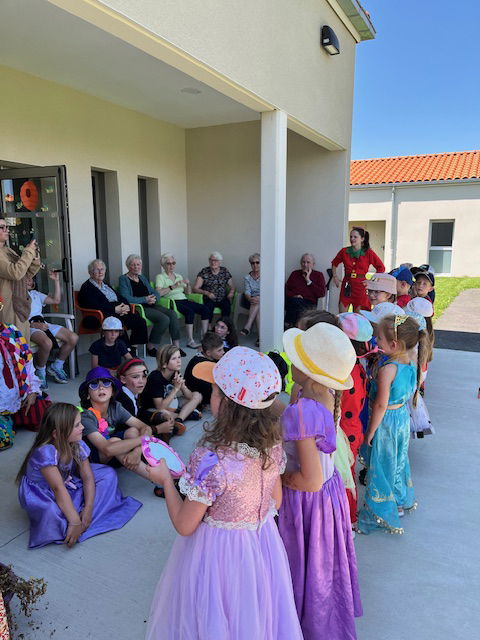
left=0, top=165, right=73, bottom=314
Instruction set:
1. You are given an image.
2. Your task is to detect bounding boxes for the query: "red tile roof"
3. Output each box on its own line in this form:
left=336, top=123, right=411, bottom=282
left=350, top=151, right=480, bottom=186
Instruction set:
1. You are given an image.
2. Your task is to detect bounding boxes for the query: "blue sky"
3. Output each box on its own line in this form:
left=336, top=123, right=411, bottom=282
left=351, top=0, right=480, bottom=159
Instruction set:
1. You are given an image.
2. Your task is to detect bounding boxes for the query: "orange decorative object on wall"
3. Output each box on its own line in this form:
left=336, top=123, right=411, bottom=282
left=19, top=180, right=40, bottom=211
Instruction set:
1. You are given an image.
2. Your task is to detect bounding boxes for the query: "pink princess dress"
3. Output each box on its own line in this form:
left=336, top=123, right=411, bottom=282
left=145, top=443, right=303, bottom=640
left=278, top=397, right=362, bottom=640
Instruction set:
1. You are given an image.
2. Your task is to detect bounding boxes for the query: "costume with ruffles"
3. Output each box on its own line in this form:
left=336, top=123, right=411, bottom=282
left=18, top=440, right=141, bottom=548
left=278, top=397, right=362, bottom=640
left=146, top=443, right=303, bottom=640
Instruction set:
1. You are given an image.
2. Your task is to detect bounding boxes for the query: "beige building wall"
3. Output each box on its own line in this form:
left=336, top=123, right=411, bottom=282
left=99, top=0, right=358, bottom=147
left=349, top=183, right=480, bottom=276
left=185, top=123, right=350, bottom=309
left=0, top=65, right=188, bottom=287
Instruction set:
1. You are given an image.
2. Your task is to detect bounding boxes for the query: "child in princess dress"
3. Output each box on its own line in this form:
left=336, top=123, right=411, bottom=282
left=145, top=347, right=302, bottom=640
left=279, top=322, right=362, bottom=640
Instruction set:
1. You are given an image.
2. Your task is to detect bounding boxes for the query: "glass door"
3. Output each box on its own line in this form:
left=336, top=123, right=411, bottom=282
left=0, top=166, right=73, bottom=314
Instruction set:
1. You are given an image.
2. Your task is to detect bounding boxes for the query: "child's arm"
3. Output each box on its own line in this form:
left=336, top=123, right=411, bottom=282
left=40, top=465, right=83, bottom=547
left=272, top=476, right=283, bottom=510
left=148, top=461, right=208, bottom=536
left=91, top=354, right=99, bottom=369
left=282, top=438, right=323, bottom=492
left=43, top=270, right=61, bottom=305
left=123, top=351, right=133, bottom=362
left=365, top=363, right=396, bottom=446
left=289, top=382, right=301, bottom=405
left=125, top=415, right=152, bottom=436
left=77, top=458, right=95, bottom=532
left=86, top=431, right=143, bottom=458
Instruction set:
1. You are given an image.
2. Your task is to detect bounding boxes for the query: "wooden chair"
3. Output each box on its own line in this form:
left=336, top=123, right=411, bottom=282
left=74, top=291, right=104, bottom=335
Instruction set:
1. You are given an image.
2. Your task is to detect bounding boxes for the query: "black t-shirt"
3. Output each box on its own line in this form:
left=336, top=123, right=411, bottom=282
left=130, top=278, right=150, bottom=298
left=184, top=353, right=212, bottom=405
left=140, top=370, right=176, bottom=410
left=89, top=338, right=130, bottom=368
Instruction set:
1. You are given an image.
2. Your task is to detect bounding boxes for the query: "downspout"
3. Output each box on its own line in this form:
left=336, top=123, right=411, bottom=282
left=390, top=186, right=397, bottom=270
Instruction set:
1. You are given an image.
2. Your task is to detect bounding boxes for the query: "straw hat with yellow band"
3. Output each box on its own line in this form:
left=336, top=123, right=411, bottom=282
left=282, top=323, right=356, bottom=391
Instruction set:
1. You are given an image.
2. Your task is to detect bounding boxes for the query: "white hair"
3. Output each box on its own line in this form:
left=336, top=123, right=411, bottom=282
left=249, top=252, right=260, bottom=263
left=209, top=251, right=223, bottom=261
left=301, top=253, right=315, bottom=264
left=160, top=253, right=176, bottom=269
left=88, top=259, right=106, bottom=275
left=125, top=254, right=142, bottom=268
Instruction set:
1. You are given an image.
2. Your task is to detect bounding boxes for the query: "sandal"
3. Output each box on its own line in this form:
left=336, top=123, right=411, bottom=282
left=240, top=328, right=250, bottom=336
left=186, top=341, right=201, bottom=349
left=153, top=486, right=165, bottom=498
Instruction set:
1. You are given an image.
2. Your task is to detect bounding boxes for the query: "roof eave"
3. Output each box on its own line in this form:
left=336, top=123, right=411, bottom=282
left=350, top=177, right=480, bottom=188
left=328, top=0, right=376, bottom=42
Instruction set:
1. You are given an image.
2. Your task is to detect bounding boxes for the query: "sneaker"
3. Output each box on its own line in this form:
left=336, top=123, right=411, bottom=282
left=186, top=409, right=202, bottom=421
left=47, top=363, right=68, bottom=384
left=147, top=347, right=158, bottom=358
left=37, top=370, right=48, bottom=390
left=179, top=348, right=187, bottom=357
left=240, top=328, right=250, bottom=336
left=172, top=417, right=186, bottom=436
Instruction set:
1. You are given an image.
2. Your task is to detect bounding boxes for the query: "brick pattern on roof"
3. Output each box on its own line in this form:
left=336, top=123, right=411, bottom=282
left=350, top=151, right=480, bottom=186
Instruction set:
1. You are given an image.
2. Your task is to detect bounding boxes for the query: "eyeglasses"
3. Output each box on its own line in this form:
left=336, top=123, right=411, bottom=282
left=0, top=225, right=8, bottom=231
left=250, top=261, right=260, bottom=265
left=88, top=379, right=113, bottom=390
left=92, top=268, right=105, bottom=273
left=165, top=261, right=176, bottom=266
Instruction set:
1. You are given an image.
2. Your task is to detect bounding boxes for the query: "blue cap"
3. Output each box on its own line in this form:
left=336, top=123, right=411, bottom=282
left=394, top=268, right=414, bottom=285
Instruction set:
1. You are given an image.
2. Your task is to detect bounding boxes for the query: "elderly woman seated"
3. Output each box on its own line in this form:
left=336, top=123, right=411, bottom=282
left=192, top=251, right=235, bottom=321
left=285, top=253, right=326, bottom=326
left=240, top=253, right=260, bottom=339
left=118, top=254, right=185, bottom=358
left=155, top=253, right=210, bottom=349
left=78, top=259, right=148, bottom=351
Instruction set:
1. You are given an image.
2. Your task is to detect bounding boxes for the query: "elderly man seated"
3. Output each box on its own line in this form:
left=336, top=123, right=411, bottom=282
left=285, top=253, right=326, bottom=326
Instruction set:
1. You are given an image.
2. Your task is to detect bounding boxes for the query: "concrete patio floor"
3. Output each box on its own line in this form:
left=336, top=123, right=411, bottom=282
left=1, top=347, right=479, bottom=639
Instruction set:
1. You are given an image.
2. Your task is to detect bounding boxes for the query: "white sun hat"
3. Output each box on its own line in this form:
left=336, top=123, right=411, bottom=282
left=405, top=297, right=434, bottom=318
left=360, top=302, right=406, bottom=324
left=283, top=322, right=356, bottom=391
left=102, top=316, right=123, bottom=330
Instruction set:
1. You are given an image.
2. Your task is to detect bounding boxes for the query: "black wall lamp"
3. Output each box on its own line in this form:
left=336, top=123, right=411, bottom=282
left=321, top=25, right=340, bottom=55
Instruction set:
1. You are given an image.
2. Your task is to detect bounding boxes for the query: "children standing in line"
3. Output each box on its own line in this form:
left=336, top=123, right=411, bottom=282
left=140, top=344, right=203, bottom=433
left=338, top=312, right=373, bottom=525
left=279, top=322, right=362, bottom=640
left=89, top=316, right=132, bottom=373
left=27, top=272, right=78, bottom=387
left=145, top=347, right=303, bottom=640
left=183, top=332, right=225, bottom=407
left=214, top=316, right=238, bottom=351
left=17, top=403, right=141, bottom=548
left=357, top=314, right=427, bottom=534
left=393, top=267, right=414, bottom=308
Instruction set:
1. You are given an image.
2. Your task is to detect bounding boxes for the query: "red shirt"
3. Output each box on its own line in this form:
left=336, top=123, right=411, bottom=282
left=396, top=294, right=411, bottom=308
left=285, top=269, right=326, bottom=303
left=332, top=247, right=384, bottom=279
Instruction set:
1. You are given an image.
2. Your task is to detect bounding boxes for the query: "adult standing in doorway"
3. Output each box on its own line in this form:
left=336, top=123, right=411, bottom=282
left=285, top=253, right=326, bottom=327
left=78, top=259, right=148, bottom=350
left=0, top=218, right=41, bottom=340
left=332, top=227, right=385, bottom=313
left=155, top=253, right=210, bottom=349
left=118, top=254, right=184, bottom=357
left=193, top=252, right=235, bottom=321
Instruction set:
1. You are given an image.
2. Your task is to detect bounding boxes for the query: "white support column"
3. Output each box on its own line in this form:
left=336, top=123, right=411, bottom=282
left=260, top=110, right=287, bottom=351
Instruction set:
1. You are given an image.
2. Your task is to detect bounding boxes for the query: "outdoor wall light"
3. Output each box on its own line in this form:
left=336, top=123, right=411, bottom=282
left=321, top=25, right=340, bottom=55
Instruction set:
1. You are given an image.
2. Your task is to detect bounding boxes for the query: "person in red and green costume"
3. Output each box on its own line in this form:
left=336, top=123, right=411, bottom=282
left=331, top=227, right=385, bottom=313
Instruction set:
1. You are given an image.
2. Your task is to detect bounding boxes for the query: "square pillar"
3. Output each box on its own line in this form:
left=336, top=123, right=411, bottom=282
left=260, top=110, right=287, bottom=351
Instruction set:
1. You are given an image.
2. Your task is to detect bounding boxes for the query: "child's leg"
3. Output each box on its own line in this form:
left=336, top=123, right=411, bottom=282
left=30, top=330, right=53, bottom=368
left=55, top=327, right=79, bottom=361
left=177, top=391, right=202, bottom=420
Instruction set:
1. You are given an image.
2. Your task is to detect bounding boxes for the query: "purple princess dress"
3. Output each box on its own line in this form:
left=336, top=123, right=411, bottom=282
left=278, top=397, right=362, bottom=640
left=18, top=441, right=142, bottom=548
left=146, top=443, right=303, bottom=640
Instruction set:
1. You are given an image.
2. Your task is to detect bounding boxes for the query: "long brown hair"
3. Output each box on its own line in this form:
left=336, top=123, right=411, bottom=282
left=16, top=403, right=81, bottom=483
left=156, top=344, right=180, bottom=374
left=199, top=389, right=282, bottom=469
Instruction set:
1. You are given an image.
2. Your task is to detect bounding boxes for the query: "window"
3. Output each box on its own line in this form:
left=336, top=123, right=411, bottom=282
left=428, top=221, right=454, bottom=274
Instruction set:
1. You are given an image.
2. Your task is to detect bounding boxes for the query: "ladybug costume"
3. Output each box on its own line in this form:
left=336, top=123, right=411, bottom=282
left=332, top=246, right=385, bottom=309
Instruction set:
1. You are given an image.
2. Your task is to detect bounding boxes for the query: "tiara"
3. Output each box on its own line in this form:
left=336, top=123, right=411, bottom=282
left=394, top=315, right=409, bottom=339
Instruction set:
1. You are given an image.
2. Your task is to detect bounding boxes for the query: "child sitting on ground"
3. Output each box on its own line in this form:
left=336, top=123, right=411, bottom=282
left=140, top=344, right=203, bottom=434
left=116, top=358, right=174, bottom=441
left=184, top=332, right=224, bottom=407
left=366, top=273, right=397, bottom=308
left=27, top=272, right=78, bottom=387
left=89, top=316, right=132, bottom=373
left=17, top=402, right=141, bottom=548
left=393, top=268, right=414, bottom=308
left=214, top=316, right=238, bottom=351
left=79, top=367, right=152, bottom=480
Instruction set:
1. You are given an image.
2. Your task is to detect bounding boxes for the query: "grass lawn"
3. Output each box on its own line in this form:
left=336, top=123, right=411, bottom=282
left=433, top=277, right=480, bottom=320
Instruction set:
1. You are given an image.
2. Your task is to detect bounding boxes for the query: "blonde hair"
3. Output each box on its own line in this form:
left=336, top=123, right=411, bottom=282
left=156, top=344, right=180, bottom=371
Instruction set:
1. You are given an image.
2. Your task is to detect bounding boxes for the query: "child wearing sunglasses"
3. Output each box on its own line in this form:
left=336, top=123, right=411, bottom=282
left=79, top=367, right=152, bottom=479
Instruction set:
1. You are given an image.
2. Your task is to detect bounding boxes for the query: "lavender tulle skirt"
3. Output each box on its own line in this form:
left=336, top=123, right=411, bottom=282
left=279, top=469, right=362, bottom=640
left=145, top=517, right=303, bottom=640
